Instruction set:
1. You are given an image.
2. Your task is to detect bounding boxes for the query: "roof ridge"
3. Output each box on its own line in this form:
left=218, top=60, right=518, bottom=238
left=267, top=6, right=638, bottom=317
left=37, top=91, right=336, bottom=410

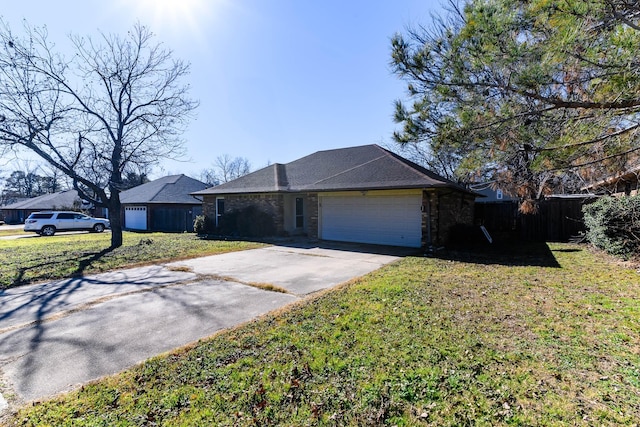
left=379, top=146, right=437, bottom=180
left=379, top=146, right=467, bottom=189
left=274, top=163, right=289, bottom=191
left=149, top=182, right=169, bottom=202
left=306, top=152, right=388, bottom=187
left=145, top=177, right=181, bottom=202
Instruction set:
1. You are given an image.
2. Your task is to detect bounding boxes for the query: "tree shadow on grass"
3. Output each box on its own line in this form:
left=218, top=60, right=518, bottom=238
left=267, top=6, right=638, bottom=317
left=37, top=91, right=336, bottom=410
left=71, top=247, right=115, bottom=278
left=9, top=259, right=66, bottom=290
left=433, top=241, right=563, bottom=268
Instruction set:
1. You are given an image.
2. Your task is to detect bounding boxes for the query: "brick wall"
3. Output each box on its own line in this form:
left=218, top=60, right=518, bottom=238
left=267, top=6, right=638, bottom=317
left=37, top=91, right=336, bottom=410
left=306, top=193, right=318, bottom=239
left=439, top=192, right=476, bottom=244
left=204, top=190, right=474, bottom=245
left=203, top=193, right=285, bottom=234
left=423, top=190, right=475, bottom=247
left=202, top=197, right=215, bottom=219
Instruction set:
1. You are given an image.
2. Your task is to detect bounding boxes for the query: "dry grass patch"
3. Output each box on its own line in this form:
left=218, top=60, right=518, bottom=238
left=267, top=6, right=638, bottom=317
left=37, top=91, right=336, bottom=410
left=198, top=273, right=291, bottom=294
left=245, top=282, right=289, bottom=294
left=166, top=265, right=194, bottom=273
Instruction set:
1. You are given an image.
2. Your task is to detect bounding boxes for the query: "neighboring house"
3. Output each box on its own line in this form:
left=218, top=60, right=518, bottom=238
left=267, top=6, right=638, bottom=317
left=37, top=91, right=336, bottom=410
left=192, top=144, right=477, bottom=248
left=471, top=183, right=517, bottom=204
left=582, top=167, right=640, bottom=196
left=471, top=183, right=519, bottom=239
left=0, top=190, right=86, bottom=224
left=120, top=174, right=207, bottom=232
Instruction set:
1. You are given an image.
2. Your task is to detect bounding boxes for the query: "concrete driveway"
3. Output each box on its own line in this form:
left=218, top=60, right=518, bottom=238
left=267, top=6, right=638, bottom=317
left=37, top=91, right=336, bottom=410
left=0, top=243, right=403, bottom=410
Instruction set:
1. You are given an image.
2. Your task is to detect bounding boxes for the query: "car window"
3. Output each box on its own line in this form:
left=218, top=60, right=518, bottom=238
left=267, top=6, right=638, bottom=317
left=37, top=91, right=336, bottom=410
left=28, top=213, right=54, bottom=219
left=74, top=214, right=90, bottom=220
left=56, top=213, right=75, bottom=220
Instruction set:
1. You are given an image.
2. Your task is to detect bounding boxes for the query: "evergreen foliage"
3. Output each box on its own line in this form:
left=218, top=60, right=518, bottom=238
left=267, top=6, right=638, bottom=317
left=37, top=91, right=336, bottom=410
left=193, top=215, right=215, bottom=235
left=583, top=195, right=640, bottom=258
left=391, top=0, right=640, bottom=206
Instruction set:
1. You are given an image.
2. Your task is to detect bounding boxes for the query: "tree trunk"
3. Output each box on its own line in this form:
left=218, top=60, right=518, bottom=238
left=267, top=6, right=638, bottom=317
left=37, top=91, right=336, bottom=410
left=108, top=202, right=123, bottom=249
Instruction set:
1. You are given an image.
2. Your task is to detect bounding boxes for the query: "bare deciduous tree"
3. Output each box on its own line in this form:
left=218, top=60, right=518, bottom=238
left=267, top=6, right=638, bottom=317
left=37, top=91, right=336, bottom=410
left=200, top=154, right=251, bottom=186
left=0, top=22, right=198, bottom=247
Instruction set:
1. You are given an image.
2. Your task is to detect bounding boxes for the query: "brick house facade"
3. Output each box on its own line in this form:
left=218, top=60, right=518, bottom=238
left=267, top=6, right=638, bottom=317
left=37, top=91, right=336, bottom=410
left=201, top=188, right=476, bottom=248
left=195, top=145, right=477, bottom=249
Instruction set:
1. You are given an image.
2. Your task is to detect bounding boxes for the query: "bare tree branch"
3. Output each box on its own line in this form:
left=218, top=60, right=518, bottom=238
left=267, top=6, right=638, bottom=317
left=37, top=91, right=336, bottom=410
left=0, top=21, right=198, bottom=247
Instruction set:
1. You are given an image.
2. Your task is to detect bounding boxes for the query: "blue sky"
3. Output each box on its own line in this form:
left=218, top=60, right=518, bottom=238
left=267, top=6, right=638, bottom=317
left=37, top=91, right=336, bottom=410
left=1, top=1, right=443, bottom=179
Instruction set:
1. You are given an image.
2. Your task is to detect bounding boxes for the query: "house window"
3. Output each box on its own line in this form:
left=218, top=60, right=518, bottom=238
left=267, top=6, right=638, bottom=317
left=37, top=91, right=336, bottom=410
left=216, top=198, right=225, bottom=226
left=496, top=189, right=503, bottom=200
left=295, top=197, right=304, bottom=228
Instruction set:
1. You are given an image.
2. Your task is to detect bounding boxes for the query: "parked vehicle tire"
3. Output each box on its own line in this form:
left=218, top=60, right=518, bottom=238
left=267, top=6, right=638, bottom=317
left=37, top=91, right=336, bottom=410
left=93, top=223, right=105, bottom=233
left=41, top=225, right=56, bottom=236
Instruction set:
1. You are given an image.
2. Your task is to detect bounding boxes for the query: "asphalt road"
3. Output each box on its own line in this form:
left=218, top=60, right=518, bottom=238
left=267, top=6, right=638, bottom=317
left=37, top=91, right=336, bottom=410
left=0, top=243, right=403, bottom=410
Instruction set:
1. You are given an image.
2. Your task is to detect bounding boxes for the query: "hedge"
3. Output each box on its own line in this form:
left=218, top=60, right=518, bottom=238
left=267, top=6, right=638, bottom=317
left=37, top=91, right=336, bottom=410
left=583, top=195, right=640, bottom=259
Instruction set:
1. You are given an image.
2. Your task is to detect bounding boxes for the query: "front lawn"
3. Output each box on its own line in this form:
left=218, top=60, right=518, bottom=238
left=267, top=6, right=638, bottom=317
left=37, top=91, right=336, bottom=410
left=9, top=242, right=640, bottom=426
left=0, top=232, right=264, bottom=289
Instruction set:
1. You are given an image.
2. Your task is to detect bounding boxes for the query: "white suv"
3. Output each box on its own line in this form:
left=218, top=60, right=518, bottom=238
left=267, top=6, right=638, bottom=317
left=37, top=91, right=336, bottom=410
left=24, top=211, right=110, bottom=236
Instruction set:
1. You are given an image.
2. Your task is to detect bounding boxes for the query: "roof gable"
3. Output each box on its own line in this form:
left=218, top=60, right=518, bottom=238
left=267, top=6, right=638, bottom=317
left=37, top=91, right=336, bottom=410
left=0, top=190, right=81, bottom=210
left=120, top=175, right=208, bottom=204
left=581, top=166, right=640, bottom=194
left=193, top=145, right=472, bottom=195
left=205, top=164, right=291, bottom=194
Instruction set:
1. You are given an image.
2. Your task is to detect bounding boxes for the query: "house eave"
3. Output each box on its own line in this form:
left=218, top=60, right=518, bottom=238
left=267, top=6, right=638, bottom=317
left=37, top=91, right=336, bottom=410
left=582, top=167, right=640, bottom=192
left=121, top=200, right=203, bottom=205
left=194, top=183, right=478, bottom=197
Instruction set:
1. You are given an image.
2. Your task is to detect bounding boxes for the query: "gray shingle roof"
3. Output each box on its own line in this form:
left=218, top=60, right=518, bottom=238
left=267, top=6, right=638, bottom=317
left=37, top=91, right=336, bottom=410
left=193, top=145, right=473, bottom=195
left=120, top=175, right=207, bottom=204
left=0, top=190, right=81, bottom=210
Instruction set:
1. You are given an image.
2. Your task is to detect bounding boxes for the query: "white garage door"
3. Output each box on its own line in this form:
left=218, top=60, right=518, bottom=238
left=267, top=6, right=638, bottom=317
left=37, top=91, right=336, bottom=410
left=320, top=194, right=422, bottom=247
left=125, top=206, right=147, bottom=230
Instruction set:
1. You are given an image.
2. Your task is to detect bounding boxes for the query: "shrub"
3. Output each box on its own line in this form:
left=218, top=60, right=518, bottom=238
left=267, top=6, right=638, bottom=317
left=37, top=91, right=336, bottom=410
left=583, top=195, right=640, bottom=259
left=193, top=215, right=215, bottom=235
left=219, top=206, right=276, bottom=238
left=448, top=224, right=490, bottom=246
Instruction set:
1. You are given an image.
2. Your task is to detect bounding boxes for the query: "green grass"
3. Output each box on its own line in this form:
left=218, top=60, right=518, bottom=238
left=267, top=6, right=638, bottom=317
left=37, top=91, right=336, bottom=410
left=7, top=242, right=640, bottom=426
left=0, top=232, right=264, bottom=289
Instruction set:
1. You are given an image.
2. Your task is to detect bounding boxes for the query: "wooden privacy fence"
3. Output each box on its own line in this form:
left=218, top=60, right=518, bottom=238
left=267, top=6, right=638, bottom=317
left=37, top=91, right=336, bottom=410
left=474, top=197, right=597, bottom=242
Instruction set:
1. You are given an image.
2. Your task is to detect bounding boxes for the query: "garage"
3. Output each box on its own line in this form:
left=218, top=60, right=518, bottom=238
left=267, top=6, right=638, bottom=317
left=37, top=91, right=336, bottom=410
left=195, top=144, right=478, bottom=248
left=124, top=206, right=147, bottom=230
left=319, top=194, right=422, bottom=247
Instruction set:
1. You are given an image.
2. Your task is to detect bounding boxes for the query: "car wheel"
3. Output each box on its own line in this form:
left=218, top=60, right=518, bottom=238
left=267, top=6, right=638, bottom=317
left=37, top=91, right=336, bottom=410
left=41, top=225, right=56, bottom=236
left=93, top=223, right=105, bottom=233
